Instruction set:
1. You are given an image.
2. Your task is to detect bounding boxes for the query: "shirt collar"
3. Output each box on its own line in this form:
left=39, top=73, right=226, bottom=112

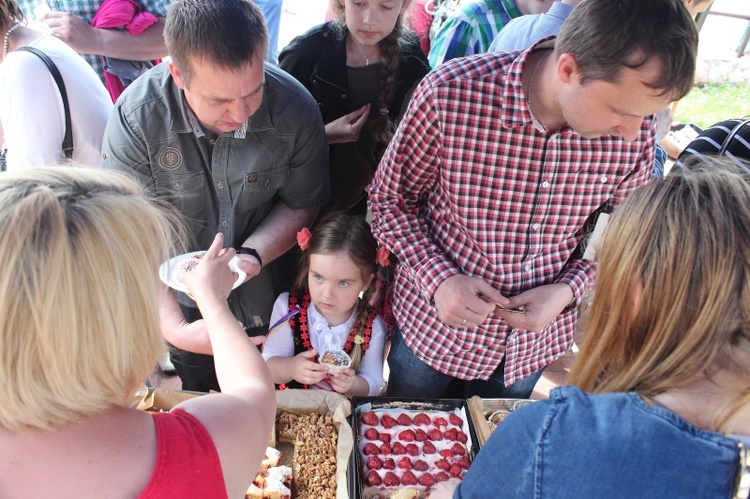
left=501, top=37, right=557, bottom=130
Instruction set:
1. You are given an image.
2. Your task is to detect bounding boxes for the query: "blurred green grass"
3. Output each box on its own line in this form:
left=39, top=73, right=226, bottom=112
left=673, top=83, right=750, bottom=129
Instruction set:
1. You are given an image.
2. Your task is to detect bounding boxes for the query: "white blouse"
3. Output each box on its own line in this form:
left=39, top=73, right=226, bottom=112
left=262, top=292, right=386, bottom=396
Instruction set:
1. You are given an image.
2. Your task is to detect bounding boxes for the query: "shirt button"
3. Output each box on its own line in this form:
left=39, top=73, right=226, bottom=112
left=101, top=152, right=108, bottom=160
left=532, top=223, right=541, bottom=231
left=221, top=221, right=228, bottom=227
left=341, top=94, right=347, bottom=99
left=217, top=183, right=224, bottom=189
left=525, top=264, right=531, bottom=272
left=542, top=181, right=550, bottom=188
left=601, top=176, right=608, bottom=183
left=210, top=139, right=216, bottom=145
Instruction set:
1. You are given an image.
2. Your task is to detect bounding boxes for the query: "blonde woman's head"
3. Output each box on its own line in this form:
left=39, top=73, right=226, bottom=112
left=0, top=168, right=183, bottom=431
left=570, top=159, right=750, bottom=403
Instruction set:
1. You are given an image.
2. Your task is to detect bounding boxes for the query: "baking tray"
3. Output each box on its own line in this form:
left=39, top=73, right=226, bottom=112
left=466, top=395, right=536, bottom=447
left=348, top=397, right=481, bottom=499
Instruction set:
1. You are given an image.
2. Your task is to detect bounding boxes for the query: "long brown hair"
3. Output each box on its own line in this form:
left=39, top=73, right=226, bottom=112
left=568, top=160, right=750, bottom=431
left=329, top=0, right=412, bottom=143
left=295, top=212, right=383, bottom=370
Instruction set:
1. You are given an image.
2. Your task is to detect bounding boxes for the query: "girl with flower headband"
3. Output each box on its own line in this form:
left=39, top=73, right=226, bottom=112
left=261, top=212, right=389, bottom=396
left=277, top=0, right=430, bottom=216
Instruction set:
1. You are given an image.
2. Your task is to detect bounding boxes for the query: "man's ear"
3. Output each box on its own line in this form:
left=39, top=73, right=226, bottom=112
left=169, top=61, right=187, bottom=90
left=556, top=52, right=579, bottom=85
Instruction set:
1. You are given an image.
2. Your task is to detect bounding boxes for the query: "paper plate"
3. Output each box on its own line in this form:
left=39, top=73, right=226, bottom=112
left=159, top=251, right=246, bottom=295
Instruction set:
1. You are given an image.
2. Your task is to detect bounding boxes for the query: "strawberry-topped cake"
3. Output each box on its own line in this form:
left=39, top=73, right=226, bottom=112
left=356, top=407, right=473, bottom=498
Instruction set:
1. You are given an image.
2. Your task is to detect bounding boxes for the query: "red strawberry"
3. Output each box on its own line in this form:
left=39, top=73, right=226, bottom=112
left=364, top=443, right=380, bottom=455
left=364, top=428, right=379, bottom=440
left=435, top=471, right=450, bottom=483
left=413, top=459, right=429, bottom=472
left=449, top=464, right=462, bottom=477
left=401, top=470, right=418, bottom=486
left=397, top=457, right=412, bottom=470
left=378, top=432, right=392, bottom=444
left=366, top=456, right=383, bottom=470
left=406, top=444, right=419, bottom=456
left=435, top=458, right=451, bottom=471
left=381, top=414, right=397, bottom=429
left=449, top=413, right=463, bottom=426
left=365, top=470, right=382, bottom=486
left=398, top=429, right=415, bottom=442
left=397, top=413, right=413, bottom=426
left=451, top=443, right=467, bottom=456
left=428, top=429, right=443, bottom=441
left=383, top=471, right=400, bottom=487
left=422, top=441, right=437, bottom=454
left=456, top=431, right=468, bottom=443
left=391, top=442, right=406, bottom=455
left=362, top=411, right=379, bottom=426
left=414, top=413, right=431, bottom=426
left=414, top=428, right=429, bottom=442
left=444, top=428, right=458, bottom=441
left=439, top=449, right=453, bottom=459
left=379, top=443, right=392, bottom=455
left=418, top=473, right=435, bottom=487
left=382, top=457, right=396, bottom=470
left=433, top=416, right=448, bottom=427
left=457, top=456, right=472, bottom=469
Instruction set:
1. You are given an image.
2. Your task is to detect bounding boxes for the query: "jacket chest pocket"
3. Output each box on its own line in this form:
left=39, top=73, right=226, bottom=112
left=154, top=171, right=206, bottom=217
left=236, top=168, right=290, bottom=213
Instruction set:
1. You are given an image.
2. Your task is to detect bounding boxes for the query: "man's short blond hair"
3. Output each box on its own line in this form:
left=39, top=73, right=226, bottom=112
left=0, top=168, right=184, bottom=431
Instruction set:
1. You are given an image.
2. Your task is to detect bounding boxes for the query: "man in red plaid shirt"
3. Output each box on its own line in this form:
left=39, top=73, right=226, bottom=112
left=368, top=0, right=699, bottom=399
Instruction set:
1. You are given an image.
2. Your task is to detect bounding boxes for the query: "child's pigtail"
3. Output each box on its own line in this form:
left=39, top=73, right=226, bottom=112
left=372, top=15, right=404, bottom=144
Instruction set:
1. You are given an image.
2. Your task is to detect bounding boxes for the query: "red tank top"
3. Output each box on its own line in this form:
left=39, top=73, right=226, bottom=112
left=137, top=409, right=227, bottom=498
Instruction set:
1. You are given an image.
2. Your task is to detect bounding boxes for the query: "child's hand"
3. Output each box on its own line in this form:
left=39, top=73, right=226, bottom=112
left=290, top=350, right=328, bottom=385
left=328, top=368, right=356, bottom=394
left=177, top=233, right=237, bottom=303
left=325, top=104, right=370, bottom=144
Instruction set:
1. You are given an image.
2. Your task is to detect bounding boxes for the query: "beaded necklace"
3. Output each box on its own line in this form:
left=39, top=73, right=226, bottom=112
left=3, top=22, right=21, bottom=60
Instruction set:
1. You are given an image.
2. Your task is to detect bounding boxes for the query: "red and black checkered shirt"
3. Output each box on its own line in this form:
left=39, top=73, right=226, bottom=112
left=367, top=44, right=655, bottom=385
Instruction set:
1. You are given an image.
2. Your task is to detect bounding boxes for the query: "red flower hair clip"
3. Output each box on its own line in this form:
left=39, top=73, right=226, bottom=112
left=376, top=246, right=390, bottom=267
left=297, top=227, right=312, bottom=251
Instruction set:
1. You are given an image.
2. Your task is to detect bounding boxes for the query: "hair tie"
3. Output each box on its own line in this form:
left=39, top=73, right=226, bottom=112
left=297, top=227, right=312, bottom=250
left=380, top=108, right=389, bottom=116
left=376, top=246, right=390, bottom=267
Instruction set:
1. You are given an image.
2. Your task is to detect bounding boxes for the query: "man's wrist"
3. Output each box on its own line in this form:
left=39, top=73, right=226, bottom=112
left=236, top=246, right=262, bottom=267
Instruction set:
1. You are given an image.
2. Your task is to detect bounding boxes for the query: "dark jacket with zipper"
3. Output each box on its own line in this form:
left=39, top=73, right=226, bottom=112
left=278, top=21, right=430, bottom=214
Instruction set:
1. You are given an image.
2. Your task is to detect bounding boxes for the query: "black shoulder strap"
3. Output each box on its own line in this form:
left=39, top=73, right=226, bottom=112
left=17, top=47, right=73, bottom=159
left=718, top=118, right=750, bottom=156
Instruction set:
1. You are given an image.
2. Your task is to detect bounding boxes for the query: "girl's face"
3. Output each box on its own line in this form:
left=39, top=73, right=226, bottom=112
left=344, top=0, right=410, bottom=47
left=308, top=251, right=374, bottom=327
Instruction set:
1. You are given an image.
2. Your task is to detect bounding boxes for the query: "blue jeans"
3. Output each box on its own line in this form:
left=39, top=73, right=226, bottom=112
left=385, top=328, right=544, bottom=399
left=253, top=0, right=283, bottom=64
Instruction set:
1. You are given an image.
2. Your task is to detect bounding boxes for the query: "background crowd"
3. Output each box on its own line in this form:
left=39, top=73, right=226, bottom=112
left=1, top=0, right=749, bottom=497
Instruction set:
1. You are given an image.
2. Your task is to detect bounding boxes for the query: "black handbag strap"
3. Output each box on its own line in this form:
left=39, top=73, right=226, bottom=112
left=718, top=118, right=750, bottom=156
left=17, top=47, right=73, bottom=159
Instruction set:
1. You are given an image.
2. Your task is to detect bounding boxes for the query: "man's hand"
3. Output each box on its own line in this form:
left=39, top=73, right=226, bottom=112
left=433, top=274, right=509, bottom=328
left=325, top=104, right=370, bottom=144
left=235, top=254, right=262, bottom=282
left=495, top=283, right=574, bottom=332
left=39, top=11, right=100, bottom=55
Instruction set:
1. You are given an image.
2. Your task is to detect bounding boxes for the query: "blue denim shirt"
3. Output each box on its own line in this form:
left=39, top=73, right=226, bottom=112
left=102, top=62, right=329, bottom=327
left=456, top=386, right=746, bottom=498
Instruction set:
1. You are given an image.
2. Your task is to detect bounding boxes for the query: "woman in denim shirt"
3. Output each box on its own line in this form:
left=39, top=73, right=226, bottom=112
left=452, top=160, right=750, bottom=499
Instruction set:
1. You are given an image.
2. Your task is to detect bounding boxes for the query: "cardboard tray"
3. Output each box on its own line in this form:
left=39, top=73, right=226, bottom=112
left=466, top=395, right=536, bottom=447
left=347, top=397, right=481, bottom=499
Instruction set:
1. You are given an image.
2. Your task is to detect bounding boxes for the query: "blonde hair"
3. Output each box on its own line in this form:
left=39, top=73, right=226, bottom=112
left=0, top=168, right=184, bottom=431
left=568, top=160, right=750, bottom=430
